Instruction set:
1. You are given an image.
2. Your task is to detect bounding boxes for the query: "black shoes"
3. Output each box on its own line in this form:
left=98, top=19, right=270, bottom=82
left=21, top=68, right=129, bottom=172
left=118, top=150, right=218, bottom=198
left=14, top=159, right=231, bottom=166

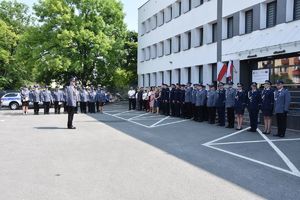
left=68, top=126, right=76, bottom=129
left=247, top=129, right=256, bottom=132
left=273, top=134, right=284, bottom=138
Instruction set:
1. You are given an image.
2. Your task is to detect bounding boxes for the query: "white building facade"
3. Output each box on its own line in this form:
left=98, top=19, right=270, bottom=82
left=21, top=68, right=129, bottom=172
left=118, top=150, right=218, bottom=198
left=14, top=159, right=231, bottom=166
left=138, top=0, right=300, bottom=87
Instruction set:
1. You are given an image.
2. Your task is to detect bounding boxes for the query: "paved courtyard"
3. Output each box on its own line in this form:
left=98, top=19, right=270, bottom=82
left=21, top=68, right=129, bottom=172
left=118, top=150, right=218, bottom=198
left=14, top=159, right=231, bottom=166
left=0, top=102, right=299, bottom=200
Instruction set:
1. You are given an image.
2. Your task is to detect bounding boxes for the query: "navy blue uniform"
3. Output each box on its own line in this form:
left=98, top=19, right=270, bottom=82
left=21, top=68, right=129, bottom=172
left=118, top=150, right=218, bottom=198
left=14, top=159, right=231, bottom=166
left=170, top=88, right=176, bottom=116
left=234, top=90, right=247, bottom=115
left=161, top=88, right=170, bottom=115
left=261, top=89, right=274, bottom=117
left=174, top=88, right=181, bottom=117
left=216, top=89, right=226, bottom=126
left=247, top=90, right=261, bottom=131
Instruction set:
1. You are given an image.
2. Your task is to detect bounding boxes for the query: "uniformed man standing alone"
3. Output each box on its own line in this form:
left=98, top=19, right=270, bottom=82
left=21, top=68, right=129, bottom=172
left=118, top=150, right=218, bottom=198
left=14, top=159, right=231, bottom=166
left=247, top=82, right=261, bottom=132
left=225, top=81, right=236, bottom=128
left=274, top=80, right=291, bottom=138
left=66, top=77, right=77, bottom=129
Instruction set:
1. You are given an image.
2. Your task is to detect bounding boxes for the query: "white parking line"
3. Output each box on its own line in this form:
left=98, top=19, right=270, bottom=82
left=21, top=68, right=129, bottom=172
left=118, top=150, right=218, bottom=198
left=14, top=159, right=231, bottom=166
left=211, top=138, right=300, bottom=146
left=153, top=119, right=189, bottom=128
left=150, top=116, right=170, bottom=127
left=203, top=128, right=300, bottom=178
left=128, top=113, right=150, bottom=120
left=104, top=112, right=151, bottom=128
left=257, top=129, right=300, bottom=176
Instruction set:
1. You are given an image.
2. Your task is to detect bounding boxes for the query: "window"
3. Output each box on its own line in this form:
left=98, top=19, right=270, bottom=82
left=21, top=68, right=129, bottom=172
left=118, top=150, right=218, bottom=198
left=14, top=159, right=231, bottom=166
left=141, top=49, right=145, bottom=62
left=245, top=10, right=253, bottom=34
left=141, top=22, right=146, bottom=35
left=198, top=66, right=203, bottom=83
left=187, top=32, right=192, bottom=49
left=227, top=17, right=234, bottom=38
left=189, top=0, right=192, bottom=11
left=179, top=1, right=182, bottom=16
left=199, top=27, right=204, bottom=46
left=212, top=23, right=217, bottom=43
left=212, top=64, right=217, bottom=81
left=187, top=67, right=191, bottom=83
left=178, top=35, right=181, bottom=52
left=169, top=39, right=172, bottom=54
left=267, top=1, right=277, bottom=28
left=151, top=45, right=157, bottom=59
left=294, top=0, right=300, bottom=20
left=158, top=42, right=164, bottom=57
left=178, top=69, right=181, bottom=84
left=170, top=6, right=173, bottom=19
left=4, top=93, right=18, bottom=97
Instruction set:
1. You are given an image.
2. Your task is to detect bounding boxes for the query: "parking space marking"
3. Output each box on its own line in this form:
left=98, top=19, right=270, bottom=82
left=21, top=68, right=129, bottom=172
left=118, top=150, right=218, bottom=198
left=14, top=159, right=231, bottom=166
left=210, top=138, right=300, bottom=146
left=104, top=111, right=151, bottom=128
left=127, top=113, right=150, bottom=120
left=153, top=119, right=189, bottom=128
left=257, top=129, right=300, bottom=176
left=103, top=111, right=188, bottom=128
left=203, top=128, right=300, bottom=178
left=150, top=116, right=170, bottom=127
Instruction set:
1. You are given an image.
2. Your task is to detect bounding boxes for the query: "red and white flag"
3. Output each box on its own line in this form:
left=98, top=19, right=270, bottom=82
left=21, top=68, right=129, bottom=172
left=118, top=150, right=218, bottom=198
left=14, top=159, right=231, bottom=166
left=226, top=60, right=234, bottom=81
left=217, top=62, right=227, bottom=82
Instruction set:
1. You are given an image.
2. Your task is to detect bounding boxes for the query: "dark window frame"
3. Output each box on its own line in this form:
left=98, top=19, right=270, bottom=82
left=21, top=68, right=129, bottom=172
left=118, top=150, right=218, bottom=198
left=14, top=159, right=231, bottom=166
left=266, top=1, right=277, bottom=28
left=227, top=17, right=234, bottom=38
left=245, top=9, right=253, bottom=34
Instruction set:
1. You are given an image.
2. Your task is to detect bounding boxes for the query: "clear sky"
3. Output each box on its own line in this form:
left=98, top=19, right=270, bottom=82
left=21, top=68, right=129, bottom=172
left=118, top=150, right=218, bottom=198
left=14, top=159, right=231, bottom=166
left=18, top=0, right=147, bottom=31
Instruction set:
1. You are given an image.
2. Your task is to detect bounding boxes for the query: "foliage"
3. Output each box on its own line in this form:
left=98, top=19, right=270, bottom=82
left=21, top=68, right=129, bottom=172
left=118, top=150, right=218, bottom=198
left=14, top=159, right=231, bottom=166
left=0, top=0, right=32, bottom=90
left=17, top=0, right=127, bottom=87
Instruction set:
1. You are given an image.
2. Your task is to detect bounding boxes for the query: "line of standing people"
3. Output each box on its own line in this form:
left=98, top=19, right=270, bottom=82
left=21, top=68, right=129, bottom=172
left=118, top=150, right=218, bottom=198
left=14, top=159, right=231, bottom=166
left=128, top=79, right=291, bottom=138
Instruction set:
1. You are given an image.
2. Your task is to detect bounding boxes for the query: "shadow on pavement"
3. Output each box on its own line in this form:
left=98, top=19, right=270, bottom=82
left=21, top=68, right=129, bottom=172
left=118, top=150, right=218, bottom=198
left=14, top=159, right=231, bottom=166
left=34, top=127, right=68, bottom=130
left=87, top=102, right=300, bottom=200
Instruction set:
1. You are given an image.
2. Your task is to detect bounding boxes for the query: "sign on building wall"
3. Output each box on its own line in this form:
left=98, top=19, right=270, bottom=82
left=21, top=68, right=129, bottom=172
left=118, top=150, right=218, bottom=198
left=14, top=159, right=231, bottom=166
left=252, top=69, right=270, bottom=84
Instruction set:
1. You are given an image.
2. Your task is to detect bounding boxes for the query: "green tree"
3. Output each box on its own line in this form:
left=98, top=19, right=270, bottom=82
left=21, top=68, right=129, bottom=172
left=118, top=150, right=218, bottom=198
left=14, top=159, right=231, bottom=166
left=0, top=0, right=32, bottom=90
left=18, top=0, right=127, bottom=87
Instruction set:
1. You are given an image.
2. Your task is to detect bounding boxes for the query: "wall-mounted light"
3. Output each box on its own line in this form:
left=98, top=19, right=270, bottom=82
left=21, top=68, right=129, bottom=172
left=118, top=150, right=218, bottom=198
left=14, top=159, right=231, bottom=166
left=273, top=50, right=286, bottom=54
left=247, top=54, right=257, bottom=58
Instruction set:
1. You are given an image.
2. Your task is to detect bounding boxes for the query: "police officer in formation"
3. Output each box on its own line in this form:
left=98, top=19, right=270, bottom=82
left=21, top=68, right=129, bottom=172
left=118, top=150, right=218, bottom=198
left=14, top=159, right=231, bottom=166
left=31, top=85, right=41, bottom=115
left=96, top=87, right=106, bottom=113
left=225, top=82, right=236, bottom=128
left=234, top=83, right=247, bottom=130
left=184, top=83, right=193, bottom=118
left=20, top=86, right=30, bottom=115
left=216, top=82, right=226, bottom=126
left=247, top=82, right=261, bottom=132
left=170, top=84, right=176, bottom=117
left=52, top=86, right=63, bottom=114
left=207, top=84, right=217, bottom=124
left=88, top=86, right=96, bottom=113
left=273, top=80, right=291, bottom=137
left=41, top=86, right=53, bottom=115
left=80, top=87, right=89, bottom=114
left=261, top=80, right=274, bottom=134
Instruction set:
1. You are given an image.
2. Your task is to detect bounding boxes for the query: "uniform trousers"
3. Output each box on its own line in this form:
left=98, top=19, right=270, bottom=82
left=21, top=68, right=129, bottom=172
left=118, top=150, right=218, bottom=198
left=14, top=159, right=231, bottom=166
left=54, top=101, right=61, bottom=114
left=227, top=107, right=235, bottom=128
left=207, top=107, right=216, bottom=124
left=249, top=109, right=259, bottom=131
left=163, top=101, right=170, bottom=115
left=67, top=106, right=75, bottom=128
left=96, top=101, right=100, bottom=112
left=276, top=113, right=287, bottom=137
left=80, top=102, right=87, bottom=113
left=175, top=102, right=181, bottom=117
left=129, top=98, right=136, bottom=110
left=217, top=106, right=225, bottom=126
left=88, top=102, right=96, bottom=113
left=170, top=102, right=176, bottom=116
left=198, top=105, right=205, bottom=122
left=194, top=106, right=200, bottom=121
left=43, top=102, right=50, bottom=114
left=33, top=102, right=39, bottom=114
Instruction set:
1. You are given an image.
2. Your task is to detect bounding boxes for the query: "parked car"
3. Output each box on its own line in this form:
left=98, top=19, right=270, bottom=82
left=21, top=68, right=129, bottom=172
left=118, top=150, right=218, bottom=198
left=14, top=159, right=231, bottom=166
left=0, top=92, right=22, bottom=110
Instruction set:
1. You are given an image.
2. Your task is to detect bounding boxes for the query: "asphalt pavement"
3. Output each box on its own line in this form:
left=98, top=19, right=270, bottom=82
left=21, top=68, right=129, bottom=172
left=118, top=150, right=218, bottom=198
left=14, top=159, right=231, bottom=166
left=0, top=103, right=299, bottom=200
